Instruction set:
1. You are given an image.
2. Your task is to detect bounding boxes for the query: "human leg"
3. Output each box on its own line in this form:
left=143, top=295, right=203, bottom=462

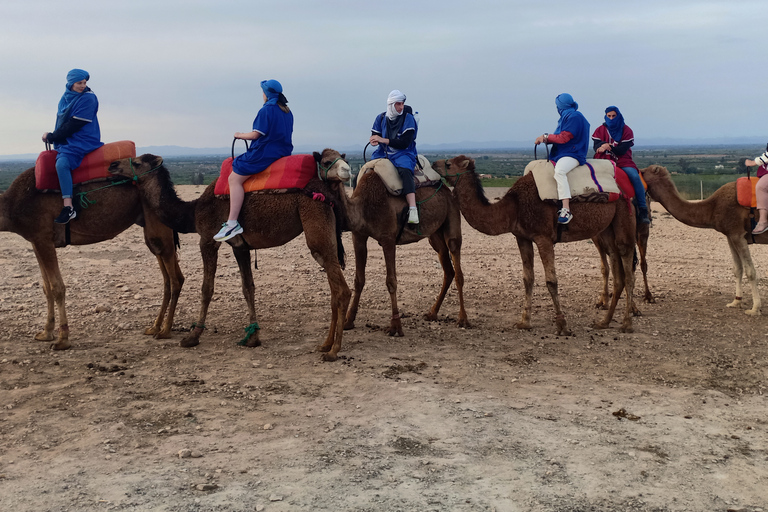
left=622, top=166, right=650, bottom=224
left=753, top=175, right=768, bottom=234
left=213, top=172, right=249, bottom=241
left=554, top=157, right=578, bottom=224
left=397, top=166, right=419, bottom=223
left=54, top=156, right=76, bottom=224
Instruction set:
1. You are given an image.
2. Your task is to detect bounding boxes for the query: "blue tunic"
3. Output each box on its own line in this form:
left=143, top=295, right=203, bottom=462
left=233, top=103, right=294, bottom=176
left=550, top=109, right=590, bottom=165
left=55, top=91, right=103, bottom=168
left=371, top=112, right=418, bottom=170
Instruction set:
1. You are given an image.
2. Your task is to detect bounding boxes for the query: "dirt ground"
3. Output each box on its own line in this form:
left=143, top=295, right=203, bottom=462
left=1, top=185, right=767, bottom=512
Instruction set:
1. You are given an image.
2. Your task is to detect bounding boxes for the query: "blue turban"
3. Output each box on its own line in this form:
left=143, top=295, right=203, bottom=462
left=56, top=69, right=91, bottom=130
left=261, top=79, right=283, bottom=105
left=604, top=106, right=625, bottom=143
left=554, top=93, right=579, bottom=134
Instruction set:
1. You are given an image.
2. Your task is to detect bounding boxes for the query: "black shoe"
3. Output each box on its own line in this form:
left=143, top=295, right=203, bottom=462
left=54, top=206, right=76, bottom=224
left=638, top=208, right=651, bottom=224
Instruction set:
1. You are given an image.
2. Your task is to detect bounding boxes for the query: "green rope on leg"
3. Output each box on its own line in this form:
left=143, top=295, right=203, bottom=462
left=237, top=321, right=261, bottom=346
left=190, top=322, right=206, bottom=330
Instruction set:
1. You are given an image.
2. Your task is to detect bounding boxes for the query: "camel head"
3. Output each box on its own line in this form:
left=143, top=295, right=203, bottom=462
left=108, top=154, right=165, bottom=182
left=313, top=149, right=351, bottom=182
left=638, top=165, right=671, bottom=192
left=431, top=155, right=475, bottom=186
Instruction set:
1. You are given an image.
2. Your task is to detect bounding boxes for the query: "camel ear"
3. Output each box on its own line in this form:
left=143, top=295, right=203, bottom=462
left=340, top=153, right=346, bottom=161
left=459, top=158, right=471, bottom=170
left=313, top=151, right=322, bottom=163
left=139, top=154, right=163, bottom=168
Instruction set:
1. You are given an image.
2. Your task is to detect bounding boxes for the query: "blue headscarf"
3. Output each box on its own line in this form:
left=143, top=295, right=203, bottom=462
left=554, top=93, right=578, bottom=134
left=604, top=106, right=625, bottom=143
left=260, top=79, right=283, bottom=106
left=56, top=69, right=90, bottom=130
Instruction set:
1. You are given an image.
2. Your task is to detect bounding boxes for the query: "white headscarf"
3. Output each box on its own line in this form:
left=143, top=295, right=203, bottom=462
left=386, top=89, right=406, bottom=121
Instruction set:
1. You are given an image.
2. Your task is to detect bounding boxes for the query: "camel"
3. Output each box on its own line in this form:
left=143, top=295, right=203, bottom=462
left=108, top=152, right=352, bottom=361
left=317, top=150, right=468, bottom=337
left=432, top=155, right=637, bottom=335
left=0, top=167, right=183, bottom=350
left=640, top=164, right=762, bottom=314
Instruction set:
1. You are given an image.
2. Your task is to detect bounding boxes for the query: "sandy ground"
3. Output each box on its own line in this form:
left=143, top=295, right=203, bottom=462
left=0, top=185, right=767, bottom=512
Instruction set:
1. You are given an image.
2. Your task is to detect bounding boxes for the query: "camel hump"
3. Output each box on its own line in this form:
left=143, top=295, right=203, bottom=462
left=524, top=159, right=622, bottom=202
left=360, top=157, right=441, bottom=196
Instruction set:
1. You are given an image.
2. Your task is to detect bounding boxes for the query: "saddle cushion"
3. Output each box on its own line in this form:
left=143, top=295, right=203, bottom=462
left=524, top=159, right=623, bottom=202
left=737, top=176, right=759, bottom=208
left=35, top=140, right=136, bottom=191
left=214, top=154, right=317, bottom=196
left=358, top=155, right=441, bottom=195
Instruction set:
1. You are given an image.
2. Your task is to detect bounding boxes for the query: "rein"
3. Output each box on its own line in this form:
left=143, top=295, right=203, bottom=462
left=75, top=157, right=164, bottom=209
left=317, top=157, right=342, bottom=181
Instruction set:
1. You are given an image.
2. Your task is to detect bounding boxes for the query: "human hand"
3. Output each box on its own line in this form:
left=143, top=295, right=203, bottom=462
left=597, top=143, right=611, bottom=153
left=42, top=132, right=49, bottom=143
left=534, top=135, right=545, bottom=145
left=369, top=135, right=382, bottom=146
left=745, top=159, right=757, bottom=167
left=234, top=132, right=245, bottom=139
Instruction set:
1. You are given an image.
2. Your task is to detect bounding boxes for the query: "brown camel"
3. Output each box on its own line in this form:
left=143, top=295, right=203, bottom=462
left=0, top=167, right=183, bottom=349
left=432, top=155, right=637, bottom=335
left=316, top=151, right=468, bottom=337
left=108, top=152, right=352, bottom=361
left=640, top=164, right=761, bottom=314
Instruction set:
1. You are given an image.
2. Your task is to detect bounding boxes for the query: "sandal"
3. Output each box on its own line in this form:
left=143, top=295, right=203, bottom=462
left=752, top=224, right=768, bottom=235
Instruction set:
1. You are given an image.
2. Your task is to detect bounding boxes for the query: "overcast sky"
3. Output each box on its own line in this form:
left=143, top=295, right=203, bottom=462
left=1, top=0, right=766, bottom=156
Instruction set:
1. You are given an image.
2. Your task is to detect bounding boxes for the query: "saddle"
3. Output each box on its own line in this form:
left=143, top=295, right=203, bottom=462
left=524, top=159, right=633, bottom=203
left=358, top=155, right=441, bottom=196
left=736, top=176, right=760, bottom=208
left=214, top=154, right=318, bottom=197
left=34, top=140, right=136, bottom=192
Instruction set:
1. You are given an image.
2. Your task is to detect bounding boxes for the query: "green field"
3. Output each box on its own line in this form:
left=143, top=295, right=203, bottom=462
left=0, top=144, right=763, bottom=200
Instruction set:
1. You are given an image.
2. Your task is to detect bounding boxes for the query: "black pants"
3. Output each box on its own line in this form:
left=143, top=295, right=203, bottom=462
left=396, top=166, right=415, bottom=195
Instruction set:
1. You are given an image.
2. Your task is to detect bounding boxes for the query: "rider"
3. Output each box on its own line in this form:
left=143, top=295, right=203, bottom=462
left=369, top=89, right=420, bottom=224
left=745, top=143, right=768, bottom=234
left=592, top=106, right=650, bottom=224
left=535, top=93, right=590, bottom=224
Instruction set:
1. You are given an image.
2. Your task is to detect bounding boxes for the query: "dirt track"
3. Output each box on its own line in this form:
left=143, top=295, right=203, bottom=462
left=1, top=186, right=766, bottom=512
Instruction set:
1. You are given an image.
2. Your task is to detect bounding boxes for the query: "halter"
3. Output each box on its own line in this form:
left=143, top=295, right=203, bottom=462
left=128, top=157, right=165, bottom=182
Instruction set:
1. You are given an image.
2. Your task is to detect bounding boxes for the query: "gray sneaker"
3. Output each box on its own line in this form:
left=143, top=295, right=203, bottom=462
left=407, top=208, right=419, bottom=224
left=213, top=222, right=243, bottom=242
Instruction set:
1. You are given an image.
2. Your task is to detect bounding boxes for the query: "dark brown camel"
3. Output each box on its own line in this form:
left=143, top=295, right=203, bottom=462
left=108, top=152, right=351, bottom=361
left=316, top=150, right=468, bottom=336
left=0, top=167, right=183, bottom=349
left=432, top=155, right=636, bottom=335
left=641, top=164, right=762, bottom=314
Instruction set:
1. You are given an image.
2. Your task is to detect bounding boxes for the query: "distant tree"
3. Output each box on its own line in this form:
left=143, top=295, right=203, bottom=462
left=678, top=158, right=691, bottom=173
left=737, top=158, right=748, bottom=174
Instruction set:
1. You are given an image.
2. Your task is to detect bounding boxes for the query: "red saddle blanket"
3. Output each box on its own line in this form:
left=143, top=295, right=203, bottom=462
left=214, top=154, right=317, bottom=196
left=737, top=176, right=759, bottom=208
left=35, top=141, right=137, bottom=191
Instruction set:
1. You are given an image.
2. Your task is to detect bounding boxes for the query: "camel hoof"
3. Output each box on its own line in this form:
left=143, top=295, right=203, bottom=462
left=514, top=322, right=532, bottom=331
left=317, top=344, right=331, bottom=353
left=620, top=325, right=634, bottom=333
left=644, top=295, right=656, bottom=304
left=50, top=340, right=71, bottom=350
left=592, top=321, right=609, bottom=330
left=726, top=300, right=742, bottom=309
left=456, top=318, right=470, bottom=328
left=35, top=331, right=55, bottom=342
left=321, top=352, right=338, bottom=362
left=154, top=331, right=172, bottom=340
left=423, top=312, right=438, bottom=322
left=180, top=336, right=200, bottom=348
left=745, top=309, right=761, bottom=316
left=144, top=327, right=159, bottom=336
left=387, top=330, right=404, bottom=337
left=343, top=321, right=355, bottom=331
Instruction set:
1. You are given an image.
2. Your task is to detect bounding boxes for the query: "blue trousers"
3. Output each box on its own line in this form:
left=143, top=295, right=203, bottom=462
left=56, top=156, right=74, bottom=199
left=622, top=166, right=647, bottom=210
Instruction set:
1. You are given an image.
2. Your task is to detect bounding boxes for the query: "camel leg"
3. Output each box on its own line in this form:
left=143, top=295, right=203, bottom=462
left=593, top=235, right=635, bottom=333
left=381, top=243, right=404, bottom=337
left=145, top=248, right=184, bottom=339
left=637, top=223, right=655, bottom=304
left=317, top=260, right=351, bottom=361
left=537, top=240, right=572, bottom=336
left=514, top=237, right=535, bottom=331
left=32, top=243, right=70, bottom=350
left=619, top=247, right=637, bottom=332
left=181, top=240, right=220, bottom=348
left=424, top=234, right=454, bottom=321
left=592, top=236, right=611, bottom=310
left=727, top=237, right=760, bottom=315
left=448, top=233, right=469, bottom=328
left=344, top=232, right=369, bottom=330
left=231, top=245, right=260, bottom=347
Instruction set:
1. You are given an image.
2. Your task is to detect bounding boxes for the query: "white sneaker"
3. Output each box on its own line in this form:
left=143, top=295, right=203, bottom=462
left=213, top=221, right=243, bottom=242
left=408, top=208, right=419, bottom=224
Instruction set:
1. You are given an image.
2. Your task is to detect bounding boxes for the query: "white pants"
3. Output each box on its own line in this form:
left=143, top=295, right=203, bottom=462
left=553, top=156, right=579, bottom=200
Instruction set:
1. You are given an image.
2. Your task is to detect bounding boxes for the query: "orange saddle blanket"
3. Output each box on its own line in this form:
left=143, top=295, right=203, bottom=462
left=214, top=154, right=317, bottom=196
left=35, top=141, right=137, bottom=191
left=737, top=176, right=759, bottom=208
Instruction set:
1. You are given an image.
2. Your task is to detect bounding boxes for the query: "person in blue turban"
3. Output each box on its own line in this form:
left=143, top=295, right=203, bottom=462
left=214, top=79, right=294, bottom=242
left=43, top=69, right=104, bottom=224
left=535, top=93, right=590, bottom=224
left=592, top=106, right=650, bottom=224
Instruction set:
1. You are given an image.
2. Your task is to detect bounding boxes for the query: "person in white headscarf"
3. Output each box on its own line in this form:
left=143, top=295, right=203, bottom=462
left=369, top=89, right=420, bottom=224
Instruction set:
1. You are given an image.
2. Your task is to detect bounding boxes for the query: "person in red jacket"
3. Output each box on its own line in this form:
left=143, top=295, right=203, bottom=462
left=592, top=106, right=650, bottom=224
